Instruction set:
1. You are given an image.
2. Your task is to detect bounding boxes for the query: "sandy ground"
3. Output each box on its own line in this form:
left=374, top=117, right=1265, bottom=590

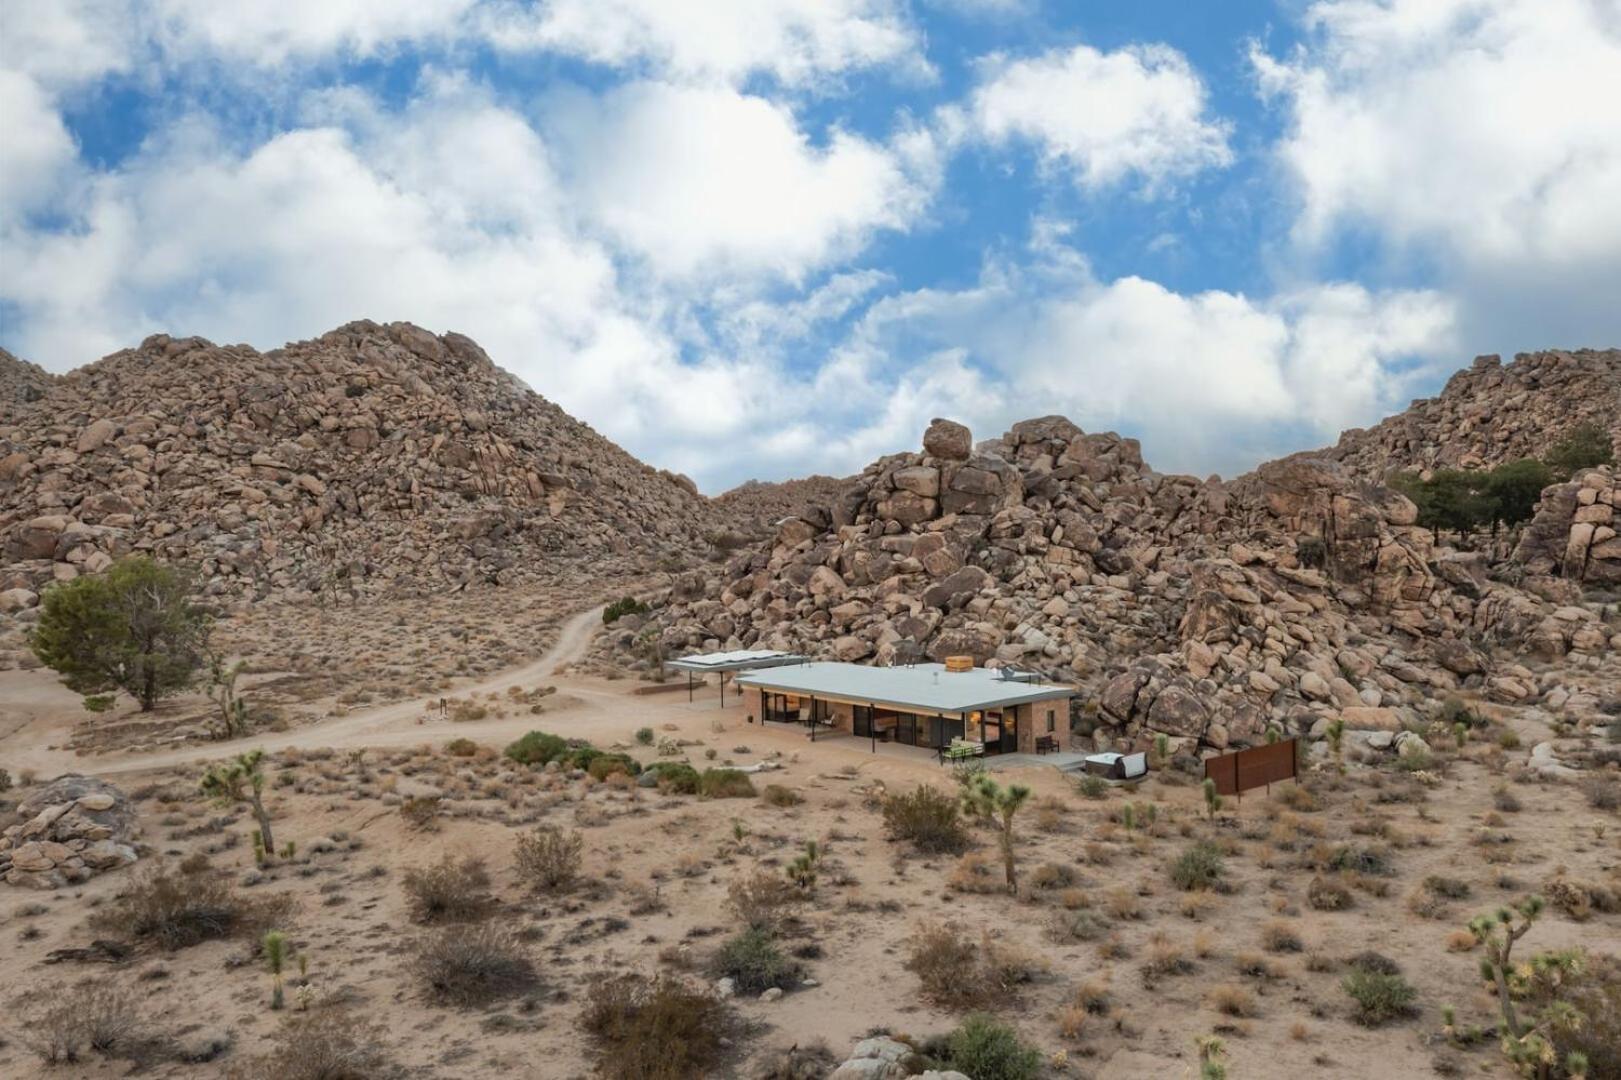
left=1, top=606, right=1618, bottom=1079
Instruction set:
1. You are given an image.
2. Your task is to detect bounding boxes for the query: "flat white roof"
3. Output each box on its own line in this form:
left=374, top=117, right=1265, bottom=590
left=735, top=661, right=1074, bottom=715
left=666, top=649, right=808, bottom=673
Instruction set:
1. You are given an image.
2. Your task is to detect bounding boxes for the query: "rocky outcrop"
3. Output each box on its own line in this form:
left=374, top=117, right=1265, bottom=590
left=828, top=1035, right=966, bottom=1080
left=1515, top=466, right=1620, bottom=585
left=1, top=776, right=140, bottom=889
left=1320, top=350, right=1619, bottom=482
left=0, top=321, right=714, bottom=604
left=608, top=394, right=1617, bottom=750
left=712, top=473, right=852, bottom=545
left=1, top=347, right=55, bottom=423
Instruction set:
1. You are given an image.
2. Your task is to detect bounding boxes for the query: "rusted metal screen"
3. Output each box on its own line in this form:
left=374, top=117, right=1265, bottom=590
left=1204, top=739, right=1297, bottom=797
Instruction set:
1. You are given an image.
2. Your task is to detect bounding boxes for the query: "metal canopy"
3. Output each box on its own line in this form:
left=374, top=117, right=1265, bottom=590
left=734, top=661, right=1075, bottom=716
left=665, top=649, right=808, bottom=673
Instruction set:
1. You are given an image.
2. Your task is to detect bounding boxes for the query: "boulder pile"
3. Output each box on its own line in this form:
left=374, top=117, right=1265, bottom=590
left=614, top=357, right=1619, bottom=752
left=1515, top=466, right=1619, bottom=585
left=0, top=321, right=714, bottom=605
left=1, top=775, right=140, bottom=889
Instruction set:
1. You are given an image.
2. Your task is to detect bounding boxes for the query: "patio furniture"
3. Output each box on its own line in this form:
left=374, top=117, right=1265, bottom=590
left=941, top=738, right=985, bottom=764
left=1035, top=735, right=1059, bottom=755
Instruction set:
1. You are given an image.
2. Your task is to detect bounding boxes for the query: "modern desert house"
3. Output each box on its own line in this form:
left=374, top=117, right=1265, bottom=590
left=733, top=660, right=1076, bottom=757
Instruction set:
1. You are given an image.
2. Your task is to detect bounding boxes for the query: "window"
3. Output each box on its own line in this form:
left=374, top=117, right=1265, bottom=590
left=1046, top=709, right=1055, bottom=733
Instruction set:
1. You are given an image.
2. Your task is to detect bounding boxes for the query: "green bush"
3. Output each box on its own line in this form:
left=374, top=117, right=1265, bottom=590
left=1342, top=969, right=1418, bottom=1026
left=699, top=768, right=756, bottom=799
left=882, top=785, right=970, bottom=854
left=504, top=731, right=568, bottom=767
left=603, top=597, right=650, bottom=624
left=587, top=753, right=642, bottom=781
left=634, top=727, right=655, bottom=745
left=1547, top=421, right=1614, bottom=477
left=711, top=928, right=797, bottom=994
left=1075, top=774, right=1108, bottom=800
left=1171, top=842, right=1225, bottom=891
left=644, top=762, right=700, bottom=794
left=943, top=1014, right=1042, bottom=1080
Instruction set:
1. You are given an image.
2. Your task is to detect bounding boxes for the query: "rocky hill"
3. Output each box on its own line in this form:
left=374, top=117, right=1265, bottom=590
left=0, top=349, right=55, bottom=424
left=1321, top=349, right=1619, bottom=481
left=603, top=359, right=1618, bottom=754
left=0, top=321, right=714, bottom=602
left=713, top=474, right=853, bottom=542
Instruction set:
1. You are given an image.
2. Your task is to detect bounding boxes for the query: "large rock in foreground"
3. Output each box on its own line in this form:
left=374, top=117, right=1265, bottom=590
left=1, top=776, right=140, bottom=889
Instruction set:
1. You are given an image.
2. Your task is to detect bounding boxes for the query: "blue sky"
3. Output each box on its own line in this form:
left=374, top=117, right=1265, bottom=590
left=2, top=1, right=1618, bottom=491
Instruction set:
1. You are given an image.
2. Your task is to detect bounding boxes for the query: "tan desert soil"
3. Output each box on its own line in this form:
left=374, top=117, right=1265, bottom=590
left=2, top=608, right=1617, bottom=1079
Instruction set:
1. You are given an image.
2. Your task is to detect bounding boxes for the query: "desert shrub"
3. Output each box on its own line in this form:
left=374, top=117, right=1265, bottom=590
left=1029, top=861, right=1077, bottom=891
left=1171, top=841, right=1225, bottom=891
left=1424, top=875, right=1472, bottom=900
left=1492, top=786, right=1522, bottom=813
left=0, top=767, right=10, bottom=793
left=603, top=596, right=650, bottom=624
left=1438, top=696, right=1482, bottom=730
left=1208, top=982, right=1259, bottom=1017
left=412, top=923, right=537, bottom=1006
left=1075, top=774, right=1109, bottom=800
left=587, top=753, right=641, bottom=781
left=1582, top=774, right=1620, bottom=811
left=635, top=726, right=655, bottom=745
left=399, top=795, right=441, bottom=830
left=1262, top=920, right=1304, bottom=953
left=1142, top=935, right=1195, bottom=979
left=444, top=737, right=479, bottom=757
left=227, top=1010, right=388, bottom=1080
left=1277, top=783, right=1319, bottom=812
left=941, top=1014, right=1042, bottom=1080
left=727, top=870, right=800, bottom=933
left=580, top=973, right=733, bottom=1080
left=94, top=866, right=291, bottom=949
left=905, top=923, right=989, bottom=1009
left=1544, top=876, right=1621, bottom=921
left=504, top=730, right=568, bottom=767
left=882, top=785, right=970, bottom=854
left=1347, top=950, right=1402, bottom=976
left=1526, top=950, right=1621, bottom=1079
left=762, top=784, right=803, bottom=807
left=402, top=856, right=493, bottom=923
left=1047, top=909, right=1107, bottom=942
left=23, top=982, right=142, bottom=1064
left=1308, top=875, right=1354, bottom=911
left=1329, top=844, right=1394, bottom=877
left=1342, top=969, right=1418, bottom=1026
left=699, top=768, right=756, bottom=799
left=711, top=928, right=797, bottom=994
left=514, top=825, right=583, bottom=893
left=644, top=761, right=701, bottom=794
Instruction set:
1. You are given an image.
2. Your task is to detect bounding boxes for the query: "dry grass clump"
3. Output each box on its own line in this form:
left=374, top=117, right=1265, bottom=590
left=1342, top=966, right=1418, bottom=1026
left=698, top=768, right=757, bottom=799
left=1582, top=774, right=1620, bottom=811
left=949, top=851, right=1004, bottom=894
left=1104, top=886, right=1144, bottom=921
left=580, top=973, right=734, bottom=1080
left=398, top=796, right=441, bottom=831
left=94, top=866, right=293, bottom=950
left=881, top=785, right=970, bottom=854
left=1141, top=933, right=1195, bottom=981
left=1261, top=919, right=1304, bottom=953
left=1074, top=977, right=1112, bottom=1015
left=22, top=983, right=143, bottom=1065
left=402, top=856, right=494, bottom=923
left=411, top=924, right=538, bottom=1006
left=1170, top=841, right=1225, bottom=891
left=904, top=924, right=1044, bottom=1010
left=227, top=1010, right=389, bottom=1080
left=1028, top=861, right=1079, bottom=892
left=514, top=825, right=584, bottom=893
left=1207, top=982, right=1258, bottom=1017
left=1307, top=874, right=1354, bottom=911
left=1276, top=784, right=1320, bottom=812
left=761, top=784, right=804, bottom=807
left=1543, top=875, right=1621, bottom=921
left=1047, top=908, right=1108, bottom=942
left=726, top=869, right=801, bottom=933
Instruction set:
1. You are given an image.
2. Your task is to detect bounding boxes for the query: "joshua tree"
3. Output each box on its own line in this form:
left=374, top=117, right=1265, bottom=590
left=200, top=749, right=275, bottom=854
left=1465, top=893, right=1592, bottom=1078
left=786, top=840, right=821, bottom=891
left=263, top=930, right=289, bottom=1009
left=1202, top=778, right=1224, bottom=821
left=207, top=652, right=251, bottom=740
left=962, top=775, right=1031, bottom=893
left=1469, top=895, right=1545, bottom=1041
left=1327, top=718, right=1346, bottom=774
left=1197, top=1034, right=1228, bottom=1080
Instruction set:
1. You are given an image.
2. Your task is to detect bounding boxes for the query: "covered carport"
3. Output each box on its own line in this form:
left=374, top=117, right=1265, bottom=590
left=664, top=650, right=809, bottom=706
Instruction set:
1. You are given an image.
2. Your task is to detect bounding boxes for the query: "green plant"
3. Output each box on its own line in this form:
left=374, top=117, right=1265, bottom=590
left=645, top=761, right=700, bottom=794
left=603, top=596, right=650, bottom=624
left=961, top=776, right=1032, bottom=893
left=1075, top=774, right=1108, bottom=799
left=514, top=825, right=583, bottom=893
left=503, top=730, right=569, bottom=767
left=1154, top=733, right=1171, bottom=765
left=402, top=856, right=494, bottom=923
left=786, top=840, right=821, bottom=891
left=94, top=865, right=291, bottom=950
left=1546, top=421, right=1614, bottom=477
left=1197, top=1034, right=1229, bottom=1080
left=712, top=927, right=797, bottom=994
left=726, top=870, right=800, bottom=933
left=1202, top=777, right=1224, bottom=820
left=29, top=555, right=211, bottom=712
left=263, top=930, right=289, bottom=1010
left=699, top=768, right=757, bottom=799
left=881, top=785, right=970, bottom=854
left=1469, top=896, right=1545, bottom=1045
left=942, top=1014, right=1042, bottom=1080
left=1171, top=841, right=1225, bottom=891
left=207, top=653, right=252, bottom=740
left=1342, top=968, right=1419, bottom=1026
left=199, top=749, right=276, bottom=854
left=580, top=973, right=733, bottom=1080
left=444, top=737, right=479, bottom=757
left=634, top=726, right=655, bottom=745
left=1327, top=718, right=1346, bottom=773
left=587, top=753, right=642, bottom=781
